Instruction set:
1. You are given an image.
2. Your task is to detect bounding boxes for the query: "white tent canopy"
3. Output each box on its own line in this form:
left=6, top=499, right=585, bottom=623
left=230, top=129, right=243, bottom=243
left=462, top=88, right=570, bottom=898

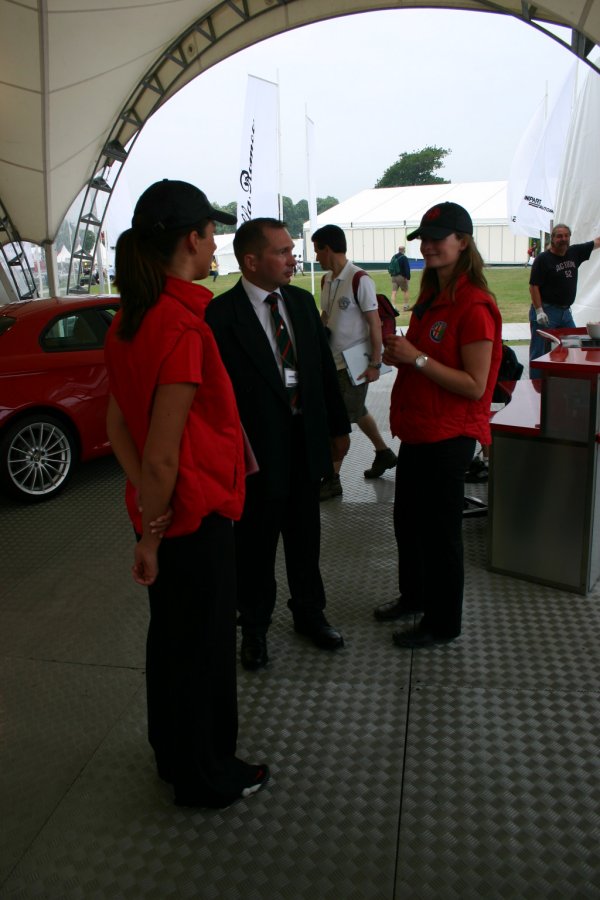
left=304, top=182, right=528, bottom=265
left=1, top=1, right=599, bottom=248
left=213, top=234, right=238, bottom=276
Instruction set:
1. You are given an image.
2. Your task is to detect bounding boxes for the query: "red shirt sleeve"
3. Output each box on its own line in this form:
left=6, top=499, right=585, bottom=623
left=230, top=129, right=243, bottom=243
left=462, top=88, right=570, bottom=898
left=158, top=329, right=203, bottom=385
left=459, top=303, right=496, bottom=345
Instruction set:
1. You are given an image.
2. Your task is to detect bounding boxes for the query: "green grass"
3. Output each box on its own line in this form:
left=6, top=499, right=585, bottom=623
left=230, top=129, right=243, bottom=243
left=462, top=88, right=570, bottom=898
left=91, top=265, right=532, bottom=325
left=206, top=265, right=532, bottom=324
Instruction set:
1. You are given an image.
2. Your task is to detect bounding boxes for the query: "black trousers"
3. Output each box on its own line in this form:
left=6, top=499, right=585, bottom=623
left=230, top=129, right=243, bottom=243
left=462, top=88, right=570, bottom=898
left=235, top=417, right=326, bottom=635
left=393, top=437, right=475, bottom=638
left=146, top=514, right=252, bottom=804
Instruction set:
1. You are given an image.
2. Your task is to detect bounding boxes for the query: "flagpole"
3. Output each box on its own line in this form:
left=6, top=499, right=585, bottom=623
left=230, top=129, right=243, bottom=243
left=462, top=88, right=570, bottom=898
left=277, top=69, right=283, bottom=221
left=305, top=107, right=317, bottom=297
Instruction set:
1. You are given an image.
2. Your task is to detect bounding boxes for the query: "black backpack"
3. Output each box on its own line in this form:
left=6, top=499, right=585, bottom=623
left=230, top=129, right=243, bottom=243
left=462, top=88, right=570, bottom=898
left=493, top=343, right=524, bottom=403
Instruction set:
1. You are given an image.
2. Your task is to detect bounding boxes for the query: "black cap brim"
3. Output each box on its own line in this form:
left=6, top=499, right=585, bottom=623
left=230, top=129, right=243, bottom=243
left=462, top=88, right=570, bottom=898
left=209, top=207, right=237, bottom=226
left=407, top=226, right=454, bottom=241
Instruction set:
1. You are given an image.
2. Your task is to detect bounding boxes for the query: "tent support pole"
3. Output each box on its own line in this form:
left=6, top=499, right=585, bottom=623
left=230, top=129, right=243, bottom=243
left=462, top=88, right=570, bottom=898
left=44, top=241, right=59, bottom=297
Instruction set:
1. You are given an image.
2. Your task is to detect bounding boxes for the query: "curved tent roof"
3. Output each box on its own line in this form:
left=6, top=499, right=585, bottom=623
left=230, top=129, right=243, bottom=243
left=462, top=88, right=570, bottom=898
left=312, top=182, right=510, bottom=230
left=1, top=0, right=599, bottom=251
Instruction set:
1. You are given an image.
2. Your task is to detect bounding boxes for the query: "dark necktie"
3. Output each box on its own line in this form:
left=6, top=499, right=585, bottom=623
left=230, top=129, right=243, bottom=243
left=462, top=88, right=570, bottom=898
left=265, top=292, right=299, bottom=409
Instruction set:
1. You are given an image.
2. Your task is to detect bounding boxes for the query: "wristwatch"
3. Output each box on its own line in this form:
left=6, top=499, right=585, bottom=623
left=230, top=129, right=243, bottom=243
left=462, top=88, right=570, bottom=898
left=414, top=354, right=429, bottom=370
left=368, top=362, right=382, bottom=370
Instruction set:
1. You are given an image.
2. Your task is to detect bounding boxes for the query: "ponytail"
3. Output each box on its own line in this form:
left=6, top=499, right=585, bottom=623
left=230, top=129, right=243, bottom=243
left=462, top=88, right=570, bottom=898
left=114, top=229, right=165, bottom=339
left=115, top=218, right=210, bottom=340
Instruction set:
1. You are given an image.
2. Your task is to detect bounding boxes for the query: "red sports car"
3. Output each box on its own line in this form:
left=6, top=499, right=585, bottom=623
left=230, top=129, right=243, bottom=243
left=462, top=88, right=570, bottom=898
left=0, top=295, right=120, bottom=501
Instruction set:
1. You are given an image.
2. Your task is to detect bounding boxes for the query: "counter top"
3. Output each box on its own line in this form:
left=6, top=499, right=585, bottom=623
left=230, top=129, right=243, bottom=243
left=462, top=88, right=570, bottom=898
left=535, top=345, right=600, bottom=376
left=491, top=380, right=541, bottom=435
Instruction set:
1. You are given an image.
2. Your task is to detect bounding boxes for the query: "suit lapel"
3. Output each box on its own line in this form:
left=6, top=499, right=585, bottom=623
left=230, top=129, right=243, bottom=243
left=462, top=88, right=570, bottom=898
left=281, top=286, right=309, bottom=373
left=231, top=282, right=289, bottom=404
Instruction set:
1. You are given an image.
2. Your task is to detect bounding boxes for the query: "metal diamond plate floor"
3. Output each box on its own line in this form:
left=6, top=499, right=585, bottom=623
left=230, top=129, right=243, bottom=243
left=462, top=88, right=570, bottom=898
left=1, top=376, right=600, bottom=899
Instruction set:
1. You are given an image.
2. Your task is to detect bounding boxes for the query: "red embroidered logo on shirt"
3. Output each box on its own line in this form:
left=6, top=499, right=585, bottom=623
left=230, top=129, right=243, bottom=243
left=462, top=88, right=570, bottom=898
left=430, top=321, right=447, bottom=342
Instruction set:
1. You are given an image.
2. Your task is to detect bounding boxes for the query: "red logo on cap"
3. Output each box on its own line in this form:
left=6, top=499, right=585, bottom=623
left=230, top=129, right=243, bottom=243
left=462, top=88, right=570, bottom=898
left=424, top=206, right=442, bottom=221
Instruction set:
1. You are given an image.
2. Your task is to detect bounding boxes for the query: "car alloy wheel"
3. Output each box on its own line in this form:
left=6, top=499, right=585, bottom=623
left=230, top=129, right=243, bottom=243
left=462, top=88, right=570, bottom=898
left=0, top=414, right=77, bottom=501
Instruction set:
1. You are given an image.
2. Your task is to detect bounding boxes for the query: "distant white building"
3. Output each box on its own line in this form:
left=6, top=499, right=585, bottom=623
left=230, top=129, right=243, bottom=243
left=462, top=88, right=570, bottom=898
left=303, top=181, right=528, bottom=267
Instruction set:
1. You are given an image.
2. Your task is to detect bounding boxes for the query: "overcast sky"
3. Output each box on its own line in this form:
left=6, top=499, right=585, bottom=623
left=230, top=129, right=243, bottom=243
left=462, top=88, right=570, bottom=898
left=109, top=7, right=581, bottom=227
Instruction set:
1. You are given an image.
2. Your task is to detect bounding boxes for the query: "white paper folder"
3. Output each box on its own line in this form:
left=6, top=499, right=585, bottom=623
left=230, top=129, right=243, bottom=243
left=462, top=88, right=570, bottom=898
left=341, top=341, right=393, bottom=386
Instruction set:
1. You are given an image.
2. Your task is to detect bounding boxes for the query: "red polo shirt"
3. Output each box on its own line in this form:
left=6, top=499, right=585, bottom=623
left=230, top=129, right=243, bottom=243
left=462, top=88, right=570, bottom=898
left=105, top=276, right=245, bottom=536
left=390, top=274, right=503, bottom=446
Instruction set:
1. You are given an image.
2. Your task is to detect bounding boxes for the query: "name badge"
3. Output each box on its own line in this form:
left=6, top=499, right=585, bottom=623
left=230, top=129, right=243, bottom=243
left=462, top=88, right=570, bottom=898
left=285, top=369, right=299, bottom=387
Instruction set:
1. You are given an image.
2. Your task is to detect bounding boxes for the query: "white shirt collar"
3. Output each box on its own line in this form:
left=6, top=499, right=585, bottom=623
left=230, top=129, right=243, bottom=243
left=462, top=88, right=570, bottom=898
left=241, top=276, right=282, bottom=310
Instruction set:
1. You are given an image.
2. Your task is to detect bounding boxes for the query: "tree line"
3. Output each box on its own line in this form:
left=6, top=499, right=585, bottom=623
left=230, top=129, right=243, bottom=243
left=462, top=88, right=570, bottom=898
left=211, top=145, right=450, bottom=237
left=211, top=196, right=340, bottom=237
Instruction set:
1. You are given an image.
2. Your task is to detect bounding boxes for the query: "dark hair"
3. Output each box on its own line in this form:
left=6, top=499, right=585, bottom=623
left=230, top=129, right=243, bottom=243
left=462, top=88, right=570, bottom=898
left=115, top=219, right=210, bottom=340
left=417, top=234, right=496, bottom=305
left=232, top=218, right=287, bottom=266
left=311, top=224, right=347, bottom=254
left=551, top=223, right=571, bottom=238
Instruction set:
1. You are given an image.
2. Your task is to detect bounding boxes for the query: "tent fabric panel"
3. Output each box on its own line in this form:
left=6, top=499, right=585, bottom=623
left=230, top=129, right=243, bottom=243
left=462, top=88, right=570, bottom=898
left=0, top=85, right=43, bottom=172
left=539, top=0, right=593, bottom=31
left=0, top=165, right=45, bottom=243
left=0, top=1, right=41, bottom=93
left=46, top=5, right=184, bottom=91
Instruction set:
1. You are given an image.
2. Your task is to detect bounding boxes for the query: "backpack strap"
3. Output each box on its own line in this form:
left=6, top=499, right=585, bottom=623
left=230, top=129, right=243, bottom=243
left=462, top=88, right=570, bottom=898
left=351, top=269, right=368, bottom=304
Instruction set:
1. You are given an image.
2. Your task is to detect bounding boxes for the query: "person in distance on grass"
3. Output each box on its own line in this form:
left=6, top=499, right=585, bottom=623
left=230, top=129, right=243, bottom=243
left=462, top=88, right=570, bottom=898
left=388, top=244, right=411, bottom=311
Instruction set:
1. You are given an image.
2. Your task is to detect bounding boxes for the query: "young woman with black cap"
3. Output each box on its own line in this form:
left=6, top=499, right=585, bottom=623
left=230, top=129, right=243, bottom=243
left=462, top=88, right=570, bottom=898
left=373, top=202, right=502, bottom=647
left=105, top=179, right=269, bottom=807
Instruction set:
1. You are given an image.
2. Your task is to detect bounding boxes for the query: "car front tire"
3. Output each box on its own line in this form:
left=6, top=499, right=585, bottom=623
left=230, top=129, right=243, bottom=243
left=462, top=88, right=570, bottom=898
left=0, top=414, right=78, bottom=502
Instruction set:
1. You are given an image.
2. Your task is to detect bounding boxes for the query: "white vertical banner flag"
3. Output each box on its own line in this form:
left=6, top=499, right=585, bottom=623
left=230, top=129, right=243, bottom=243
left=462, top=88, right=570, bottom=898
left=556, top=58, right=600, bottom=319
left=237, top=75, right=279, bottom=223
left=507, top=98, right=546, bottom=236
left=507, top=63, right=577, bottom=237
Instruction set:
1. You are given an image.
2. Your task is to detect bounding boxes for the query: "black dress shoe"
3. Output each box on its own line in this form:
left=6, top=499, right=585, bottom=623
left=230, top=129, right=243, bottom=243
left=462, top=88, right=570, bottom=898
left=392, top=623, right=457, bottom=648
left=241, top=634, right=268, bottom=670
left=373, top=597, right=423, bottom=621
left=294, top=620, right=344, bottom=650
left=174, top=764, right=270, bottom=809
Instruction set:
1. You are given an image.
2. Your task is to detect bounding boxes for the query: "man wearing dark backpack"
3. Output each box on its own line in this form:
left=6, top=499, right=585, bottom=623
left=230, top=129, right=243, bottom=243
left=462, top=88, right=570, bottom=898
left=388, top=245, right=411, bottom=311
left=312, top=224, right=397, bottom=500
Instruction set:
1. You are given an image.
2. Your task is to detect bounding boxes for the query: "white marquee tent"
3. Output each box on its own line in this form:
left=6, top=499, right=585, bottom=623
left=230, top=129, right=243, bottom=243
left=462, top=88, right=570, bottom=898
left=304, top=182, right=529, bottom=266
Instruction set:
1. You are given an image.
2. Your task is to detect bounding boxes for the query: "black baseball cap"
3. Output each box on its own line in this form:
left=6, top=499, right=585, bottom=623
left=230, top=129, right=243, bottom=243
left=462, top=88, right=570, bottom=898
left=407, top=202, right=473, bottom=241
left=132, top=179, right=237, bottom=232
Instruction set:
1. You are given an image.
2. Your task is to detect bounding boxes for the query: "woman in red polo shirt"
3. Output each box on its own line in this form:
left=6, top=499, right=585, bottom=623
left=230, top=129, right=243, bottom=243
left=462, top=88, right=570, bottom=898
left=105, top=179, right=268, bottom=807
left=374, top=202, right=502, bottom=647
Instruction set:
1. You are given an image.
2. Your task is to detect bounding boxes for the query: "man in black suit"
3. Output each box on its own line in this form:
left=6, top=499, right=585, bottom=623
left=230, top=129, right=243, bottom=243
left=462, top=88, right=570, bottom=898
left=205, top=219, right=350, bottom=670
